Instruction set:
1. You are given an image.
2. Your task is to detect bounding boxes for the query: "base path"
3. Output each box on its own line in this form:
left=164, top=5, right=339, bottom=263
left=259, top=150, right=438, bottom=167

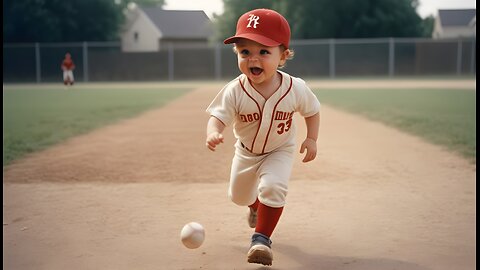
left=3, top=82, right=476, bottom=270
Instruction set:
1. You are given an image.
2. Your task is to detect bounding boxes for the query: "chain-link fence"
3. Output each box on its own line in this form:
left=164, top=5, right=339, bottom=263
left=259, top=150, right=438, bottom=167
left=3, top=37, right=476, bottom=83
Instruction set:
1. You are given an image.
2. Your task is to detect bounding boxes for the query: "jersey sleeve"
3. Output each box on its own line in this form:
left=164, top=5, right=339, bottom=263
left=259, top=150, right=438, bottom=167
left=205, top=84, right=237, bottom=127
left=296, top=79, right=321, bottom=117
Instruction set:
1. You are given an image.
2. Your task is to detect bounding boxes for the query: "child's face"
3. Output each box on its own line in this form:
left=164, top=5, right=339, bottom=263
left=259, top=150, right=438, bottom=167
left=235, top=39, right=289, bottom=86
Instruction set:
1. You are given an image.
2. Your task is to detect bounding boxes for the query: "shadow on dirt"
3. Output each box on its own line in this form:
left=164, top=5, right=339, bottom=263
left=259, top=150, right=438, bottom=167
left=232, top=243, right=430, bottom=270
left=271, top=243, right=430, bottom=270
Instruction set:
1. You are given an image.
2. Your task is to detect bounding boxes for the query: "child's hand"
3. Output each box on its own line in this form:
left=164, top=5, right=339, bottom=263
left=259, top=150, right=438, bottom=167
left=300, top=138, right=317, bottom=163
left=206, top=132, right=224, bottom=151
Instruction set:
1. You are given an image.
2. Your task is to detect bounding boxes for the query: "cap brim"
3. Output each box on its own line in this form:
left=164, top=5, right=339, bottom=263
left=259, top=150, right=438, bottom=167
left=223, top=33, right=281, bottom=47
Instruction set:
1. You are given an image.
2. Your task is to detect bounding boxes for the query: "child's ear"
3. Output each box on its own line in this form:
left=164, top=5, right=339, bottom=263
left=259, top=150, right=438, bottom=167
left=279, top=49, right=291, bottom=66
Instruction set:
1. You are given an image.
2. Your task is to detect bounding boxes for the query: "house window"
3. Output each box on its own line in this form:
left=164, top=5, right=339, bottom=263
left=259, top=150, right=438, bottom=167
left=134, top=32, right=139, bottom=42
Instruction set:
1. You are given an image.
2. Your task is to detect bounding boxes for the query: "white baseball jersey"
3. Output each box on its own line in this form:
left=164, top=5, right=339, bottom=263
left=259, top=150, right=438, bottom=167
left=206, top=70, right=320, bottom=155
left=207, top=70, right=320, bottom=208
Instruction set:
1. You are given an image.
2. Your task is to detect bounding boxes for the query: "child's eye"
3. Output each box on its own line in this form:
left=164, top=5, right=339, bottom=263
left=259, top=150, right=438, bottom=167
left=240, top=49, right=249, bottom=55
left=260, top=50, right=270, bottom=55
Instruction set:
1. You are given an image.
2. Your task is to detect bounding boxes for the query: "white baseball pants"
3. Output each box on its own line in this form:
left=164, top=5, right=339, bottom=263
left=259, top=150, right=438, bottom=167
left=63, top=70, right=74, bottom=82
left=228, top=140, right=295, bottom=208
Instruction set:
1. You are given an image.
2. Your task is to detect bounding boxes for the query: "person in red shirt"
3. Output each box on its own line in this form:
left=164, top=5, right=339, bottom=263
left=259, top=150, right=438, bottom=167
left=61, top=52, right=75, bottom=86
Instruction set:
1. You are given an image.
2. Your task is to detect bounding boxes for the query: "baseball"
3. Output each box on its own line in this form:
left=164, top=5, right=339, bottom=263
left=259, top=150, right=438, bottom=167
left=180, top=222, right=205, bottom=249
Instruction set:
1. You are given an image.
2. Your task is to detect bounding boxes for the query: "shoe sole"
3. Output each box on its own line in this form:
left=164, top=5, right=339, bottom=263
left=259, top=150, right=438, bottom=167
left=247, top=244, right=273, bottom=266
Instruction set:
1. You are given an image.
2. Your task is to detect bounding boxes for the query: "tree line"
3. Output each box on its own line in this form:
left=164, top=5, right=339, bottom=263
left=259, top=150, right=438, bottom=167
left=4, top=0, right=434, bottom=43
left=214, top=0, right=434, bottom=40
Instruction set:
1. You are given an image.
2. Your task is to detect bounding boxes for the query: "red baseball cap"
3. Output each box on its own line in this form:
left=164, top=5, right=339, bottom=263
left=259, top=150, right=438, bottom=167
left=223, top=9, right=291, bottom=49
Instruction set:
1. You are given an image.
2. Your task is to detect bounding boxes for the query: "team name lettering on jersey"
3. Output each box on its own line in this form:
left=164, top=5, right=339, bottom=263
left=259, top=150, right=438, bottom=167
left=275, top=111, right=294, bottom=135
left=274, top=111, right=294, bottom=121
left=240, top=113, right=260, bottom=123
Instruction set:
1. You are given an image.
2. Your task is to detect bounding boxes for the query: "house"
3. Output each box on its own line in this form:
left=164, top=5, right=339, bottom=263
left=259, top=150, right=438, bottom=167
left=433, top=9, right=476, bottom=39
left=121, top=5, right=214, bottom=52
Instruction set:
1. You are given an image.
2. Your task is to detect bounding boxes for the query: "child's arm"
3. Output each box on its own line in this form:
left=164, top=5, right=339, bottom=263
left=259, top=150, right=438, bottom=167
left=206, top=116, right=226, bottom=151
left=300, top=112, right=320, bottom=162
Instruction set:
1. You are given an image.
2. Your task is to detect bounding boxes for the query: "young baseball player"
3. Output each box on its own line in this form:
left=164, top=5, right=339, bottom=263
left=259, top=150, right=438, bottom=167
left=61, top=52, right=75, bottom=86
left=205, top=8, right=320, bottom=266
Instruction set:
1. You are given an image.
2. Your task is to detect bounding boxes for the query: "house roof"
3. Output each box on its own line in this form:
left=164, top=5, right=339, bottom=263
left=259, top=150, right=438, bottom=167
left=438, top=9, right=476, bottom=27
left=140, top=7, right=213, bottom=39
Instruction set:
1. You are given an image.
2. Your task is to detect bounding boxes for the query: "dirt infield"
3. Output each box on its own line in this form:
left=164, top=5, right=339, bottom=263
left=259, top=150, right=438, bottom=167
left=3, top=81, right=476, bottom=270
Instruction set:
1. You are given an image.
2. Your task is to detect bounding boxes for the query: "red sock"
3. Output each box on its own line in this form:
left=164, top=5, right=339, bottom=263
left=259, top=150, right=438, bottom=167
left=255, top=202, right=284, bottom=238
left=249, top=198, right=260, bottom=211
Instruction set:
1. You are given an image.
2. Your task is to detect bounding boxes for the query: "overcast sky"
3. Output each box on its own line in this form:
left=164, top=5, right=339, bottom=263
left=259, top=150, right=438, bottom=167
left=164, top=0, right=476, bottom=19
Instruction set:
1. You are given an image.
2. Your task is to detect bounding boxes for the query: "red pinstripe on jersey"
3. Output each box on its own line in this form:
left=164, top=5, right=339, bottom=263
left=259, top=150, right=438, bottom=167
left=239, top=78, right=263, bottom=152
left=261, top=76, right=293, bottom=153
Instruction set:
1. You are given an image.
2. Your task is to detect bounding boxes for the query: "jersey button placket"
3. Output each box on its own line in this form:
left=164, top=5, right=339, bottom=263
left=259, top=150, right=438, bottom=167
left=253, top=103, right=273, bottom=153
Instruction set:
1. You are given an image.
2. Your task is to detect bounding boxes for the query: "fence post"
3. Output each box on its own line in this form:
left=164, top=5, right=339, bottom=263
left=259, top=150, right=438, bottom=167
left=388, top=37, right=395, bottom=77
left=456, top=39, right=463, bottom=76
left=168, top=43, right=174, bottom=81
left=83, top=42, right=89, bottom=82
left=35, top=43, right=41, bottom=83
left=329, top=39, right=335, bottom=78
left=470, top=39, right=475, bottom=74
left=214, top=43, right=221, bottom=80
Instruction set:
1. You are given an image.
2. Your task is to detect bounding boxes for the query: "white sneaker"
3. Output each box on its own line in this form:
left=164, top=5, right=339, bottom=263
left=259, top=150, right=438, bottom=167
left=247, top=233, right=273, bottom=266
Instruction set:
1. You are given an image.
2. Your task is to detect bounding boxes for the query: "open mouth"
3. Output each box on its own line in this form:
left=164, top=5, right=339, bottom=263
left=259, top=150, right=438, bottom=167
left=250, top=67, right=263, bottom=76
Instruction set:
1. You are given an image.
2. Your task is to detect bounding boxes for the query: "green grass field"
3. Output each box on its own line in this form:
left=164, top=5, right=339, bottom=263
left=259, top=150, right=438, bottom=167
left=3, top=86, right=191, bottom=166
left=3, top=84, right=476, bottom=166
left=314, top=88, right=476, bottom=162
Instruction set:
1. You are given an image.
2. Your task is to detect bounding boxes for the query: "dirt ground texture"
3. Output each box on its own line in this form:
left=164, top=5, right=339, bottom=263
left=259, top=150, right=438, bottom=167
left=3, top=80, right=476, bottom=270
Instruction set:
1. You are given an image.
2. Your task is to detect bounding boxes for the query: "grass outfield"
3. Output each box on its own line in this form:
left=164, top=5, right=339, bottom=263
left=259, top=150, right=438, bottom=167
left=3, top=86, right=191, bottom=166
left=3, top=84, right=476, bottom=166
left=314, top=88, right=476, bottom=162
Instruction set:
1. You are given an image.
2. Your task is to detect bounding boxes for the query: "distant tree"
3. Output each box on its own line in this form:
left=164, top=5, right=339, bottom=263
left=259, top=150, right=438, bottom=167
left=117, top=0, right=165, bottom=9
left=3, top=0, right=130, bottom=42
left=215, top=0, right=430, bottom=40
left=420, top=15, right=435, bottom=37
